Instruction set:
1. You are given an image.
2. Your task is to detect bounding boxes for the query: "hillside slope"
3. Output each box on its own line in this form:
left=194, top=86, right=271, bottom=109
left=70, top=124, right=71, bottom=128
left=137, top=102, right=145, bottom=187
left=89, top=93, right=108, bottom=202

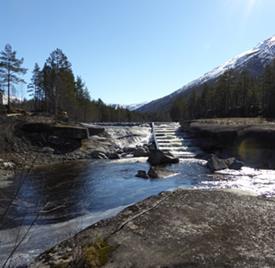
left=137, top=36, right=275, bottom=113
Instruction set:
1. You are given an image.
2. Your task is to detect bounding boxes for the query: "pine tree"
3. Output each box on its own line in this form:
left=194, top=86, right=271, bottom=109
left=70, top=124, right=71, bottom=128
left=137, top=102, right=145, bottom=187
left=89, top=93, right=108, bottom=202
left=262, top=60, right=275, bottom=117
left=0, top=44, right=27, bottom=111
left=16, top=47, right=148, bottom=122
left=28, top=63, right=44, bottom=111
left=74, top=76, right=91, bottom=121
left=43, top=48, right=75, bottom=115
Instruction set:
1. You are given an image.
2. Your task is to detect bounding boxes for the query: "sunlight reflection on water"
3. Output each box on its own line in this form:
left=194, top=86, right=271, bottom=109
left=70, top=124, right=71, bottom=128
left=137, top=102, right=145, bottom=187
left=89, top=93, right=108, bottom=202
left=198, top=166, right=275, bottom=197
left=1, top=157, right=275, bottom=266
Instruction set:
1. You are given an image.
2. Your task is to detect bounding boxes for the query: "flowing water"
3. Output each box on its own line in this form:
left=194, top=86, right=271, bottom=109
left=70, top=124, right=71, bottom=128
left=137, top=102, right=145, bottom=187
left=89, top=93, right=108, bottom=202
left=1, top=123, right=275, bottom=266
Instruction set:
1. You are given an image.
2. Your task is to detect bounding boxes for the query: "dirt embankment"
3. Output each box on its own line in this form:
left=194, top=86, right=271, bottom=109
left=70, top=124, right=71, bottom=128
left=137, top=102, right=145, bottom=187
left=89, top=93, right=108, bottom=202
left=181, top=118, right=275, bottom=168
left=32, top=189, right=275, bottom=268
left=0, top=115, right=150, bottom=182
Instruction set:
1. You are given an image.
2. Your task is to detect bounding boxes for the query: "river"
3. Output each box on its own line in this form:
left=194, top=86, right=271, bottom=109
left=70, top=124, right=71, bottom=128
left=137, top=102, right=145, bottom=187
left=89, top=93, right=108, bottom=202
left=1, top=123, right=275, bottom=267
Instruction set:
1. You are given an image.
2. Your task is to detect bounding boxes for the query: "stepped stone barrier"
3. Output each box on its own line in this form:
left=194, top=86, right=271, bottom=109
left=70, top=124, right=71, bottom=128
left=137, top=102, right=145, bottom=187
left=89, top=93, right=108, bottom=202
left=151, top=122, right=200, bottom=159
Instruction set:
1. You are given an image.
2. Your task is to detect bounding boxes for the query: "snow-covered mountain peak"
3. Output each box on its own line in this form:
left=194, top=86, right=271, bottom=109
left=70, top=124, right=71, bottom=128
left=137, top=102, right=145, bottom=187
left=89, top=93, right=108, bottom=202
left=110, top=101, right=149, bottom=111
left=256, top=36, right=275, bottom=53
left=173, top=36, right=275, bottom=96
left=138, top=35, right=275, bottom=113
left=259, top=36, right=275, bottom=47
left=126, top=102, right=149, bottom=111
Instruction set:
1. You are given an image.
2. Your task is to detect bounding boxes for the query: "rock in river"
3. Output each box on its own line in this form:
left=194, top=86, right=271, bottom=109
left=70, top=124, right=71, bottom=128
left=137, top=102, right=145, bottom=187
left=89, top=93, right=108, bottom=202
left=135, top=170, right=149, bottom=179
left=147, top=149, right=179, bottom=166
left=148, top=167, right=159, bottom=178
left=207, top=154, right=244, bottom=172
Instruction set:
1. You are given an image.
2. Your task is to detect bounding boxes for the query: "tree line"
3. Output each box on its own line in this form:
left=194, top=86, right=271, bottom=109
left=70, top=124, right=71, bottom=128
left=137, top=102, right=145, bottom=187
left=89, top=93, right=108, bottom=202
left=170, top=59, right=275, bottom=121
left=0, top=44, right=148, bottom=122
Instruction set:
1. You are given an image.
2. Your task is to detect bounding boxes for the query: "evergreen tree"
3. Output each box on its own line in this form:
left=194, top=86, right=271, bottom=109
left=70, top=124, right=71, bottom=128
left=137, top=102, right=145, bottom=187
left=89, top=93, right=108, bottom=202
left=28, top=63, right=44, bottom=111
left=12, top=47, right=149, bottom=123
left=0, top=44, right=27, bottom=111
left=168, top=67, right=267, bottom=121
left=74, top=76, right=91, bottom=120
left=43, top=48, right=75, bottom=115
left=262, top=60, right=275, bottom=117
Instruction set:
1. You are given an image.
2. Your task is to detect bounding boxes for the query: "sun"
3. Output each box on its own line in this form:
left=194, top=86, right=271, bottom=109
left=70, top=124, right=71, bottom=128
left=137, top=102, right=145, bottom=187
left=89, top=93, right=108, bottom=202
left=246, top=0, right=258, bottom=10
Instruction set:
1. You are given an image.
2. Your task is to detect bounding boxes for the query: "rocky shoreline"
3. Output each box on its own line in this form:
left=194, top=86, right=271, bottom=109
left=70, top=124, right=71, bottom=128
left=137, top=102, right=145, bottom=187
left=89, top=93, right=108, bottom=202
left=3, top=117, right=275, bottom=267
left=32, top=189, right=275, bottom=267
left=0, top=115, right=151, bottom=186
left=181, top=118, right=275, bottom=169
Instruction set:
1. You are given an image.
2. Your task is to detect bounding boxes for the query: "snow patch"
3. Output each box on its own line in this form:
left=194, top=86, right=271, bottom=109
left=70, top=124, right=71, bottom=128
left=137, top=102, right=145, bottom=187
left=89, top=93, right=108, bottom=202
left=121, top=102, right=149, bottom=111
left=172, top=35, right=275, bottom=96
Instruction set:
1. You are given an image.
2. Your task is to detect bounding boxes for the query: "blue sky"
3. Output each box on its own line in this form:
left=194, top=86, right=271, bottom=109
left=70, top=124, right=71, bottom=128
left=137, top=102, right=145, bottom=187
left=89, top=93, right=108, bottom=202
left=1, top=0, right=275, bottom=105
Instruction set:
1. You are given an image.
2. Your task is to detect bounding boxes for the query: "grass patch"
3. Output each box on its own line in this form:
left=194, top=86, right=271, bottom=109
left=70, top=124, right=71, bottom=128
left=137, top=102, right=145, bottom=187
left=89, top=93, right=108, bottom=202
left=82, top=238, right=113, bottom=267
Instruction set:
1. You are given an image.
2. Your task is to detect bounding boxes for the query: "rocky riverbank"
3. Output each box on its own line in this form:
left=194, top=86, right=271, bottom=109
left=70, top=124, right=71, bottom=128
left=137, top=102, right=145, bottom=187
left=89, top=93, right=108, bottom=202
left=181, top=118, right=275, bottom=169
left=5, top=117, right=275, bottom=267
left=32, top=189, right=275, bottom=267
left=0, top=115, right=151, bottom=185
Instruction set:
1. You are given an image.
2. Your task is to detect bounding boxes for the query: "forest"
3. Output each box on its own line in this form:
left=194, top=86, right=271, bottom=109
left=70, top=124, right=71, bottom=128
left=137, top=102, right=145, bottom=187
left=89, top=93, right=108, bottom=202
left=0, top=44, right=148, bottom=122
left=3, top=43, right=275, bottom=124
left=170, top=59, right=275, bottom=121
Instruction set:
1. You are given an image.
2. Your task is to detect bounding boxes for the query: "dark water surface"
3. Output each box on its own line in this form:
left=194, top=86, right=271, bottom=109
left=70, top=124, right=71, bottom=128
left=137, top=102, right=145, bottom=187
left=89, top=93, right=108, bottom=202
left=1, top=158, right=208, bottom=229
left=1, top=154, right=275, bottom=266
left=0, top=157, right=209, bottom=266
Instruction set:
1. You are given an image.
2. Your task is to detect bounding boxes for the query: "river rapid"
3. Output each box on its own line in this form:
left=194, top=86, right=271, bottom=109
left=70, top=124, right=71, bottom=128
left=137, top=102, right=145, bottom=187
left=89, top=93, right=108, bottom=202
left=1, top=123, right=275, bottom=267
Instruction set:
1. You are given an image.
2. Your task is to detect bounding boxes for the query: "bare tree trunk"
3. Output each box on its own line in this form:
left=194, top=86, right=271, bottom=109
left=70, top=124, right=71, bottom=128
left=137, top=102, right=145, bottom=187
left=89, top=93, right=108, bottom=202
left=53, top=85, right=57, bottom=115
left=7, top=71, right=11, bottom=113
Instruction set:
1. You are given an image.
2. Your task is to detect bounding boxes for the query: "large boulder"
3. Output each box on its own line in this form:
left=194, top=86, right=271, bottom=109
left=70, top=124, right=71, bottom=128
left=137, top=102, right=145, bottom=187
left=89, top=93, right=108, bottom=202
left=31, top=189, right=275, bottom=268
left=229, top=159, right=244, bottom=170
left=207, top=155, right=231, bottom=171
left=147, top=150, right=179, bottom=166
left=135, top=170, right=149, bottom=179
left=148, top=167, right=159, bottom=178
left=207, top=154, right=244, bottom=172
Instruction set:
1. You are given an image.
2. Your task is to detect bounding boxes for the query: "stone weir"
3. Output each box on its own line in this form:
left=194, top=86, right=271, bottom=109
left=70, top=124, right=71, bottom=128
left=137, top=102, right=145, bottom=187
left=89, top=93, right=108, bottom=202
left=152, top=122, right=201, bottom=159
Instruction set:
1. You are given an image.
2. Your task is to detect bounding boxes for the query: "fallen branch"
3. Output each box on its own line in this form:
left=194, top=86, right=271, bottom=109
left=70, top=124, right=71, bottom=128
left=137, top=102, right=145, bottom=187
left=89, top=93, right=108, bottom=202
left=111, top=193, right=170, bottom=235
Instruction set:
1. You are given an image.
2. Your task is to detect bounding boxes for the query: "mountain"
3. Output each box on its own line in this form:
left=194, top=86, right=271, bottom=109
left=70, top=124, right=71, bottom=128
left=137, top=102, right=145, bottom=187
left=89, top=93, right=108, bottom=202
left=0, top=93, right=21, bottom=105
left=125, top=102, right=149, bottom=111
left=111, top=101, right=149, bottom=111
left=137, top=36, right=275, bottom=113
